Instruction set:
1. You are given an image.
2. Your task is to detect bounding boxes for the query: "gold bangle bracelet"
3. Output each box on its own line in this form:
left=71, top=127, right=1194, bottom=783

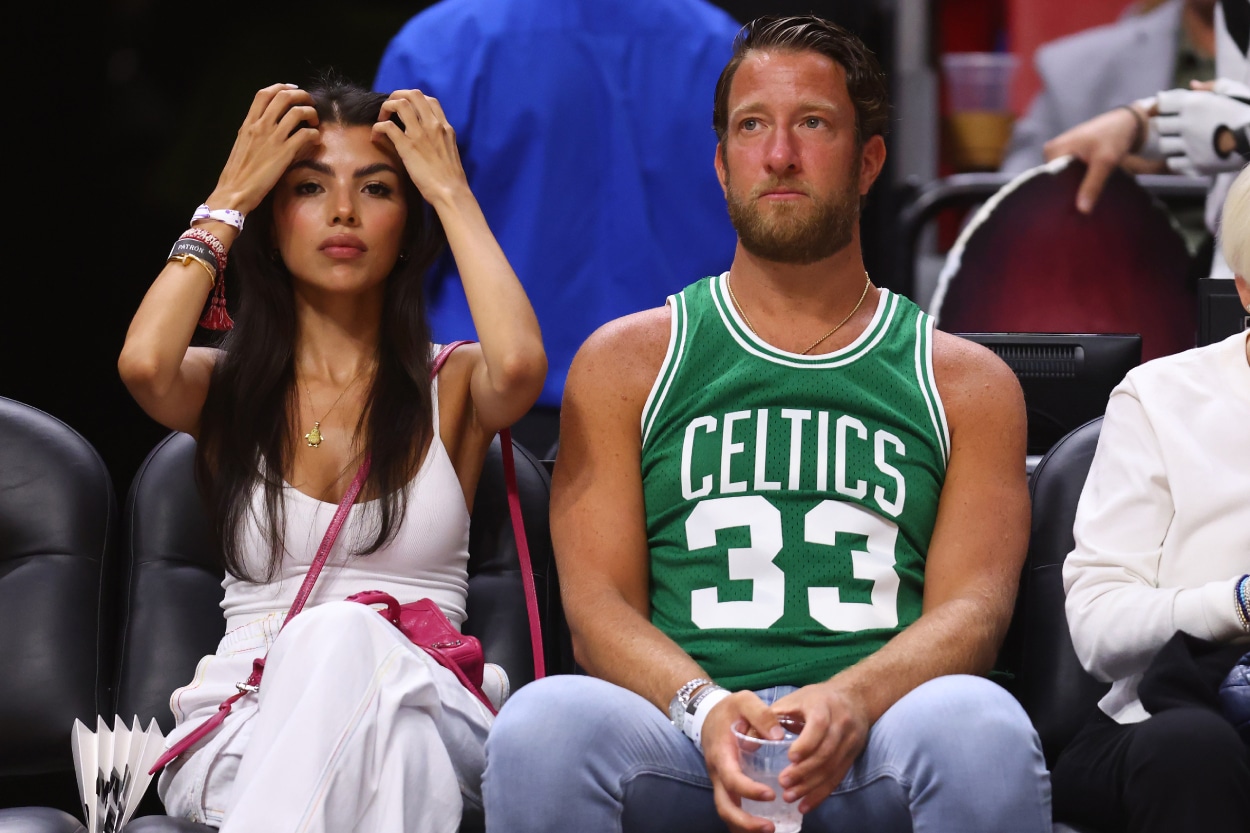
left=167, top=252, right=218, bottom=289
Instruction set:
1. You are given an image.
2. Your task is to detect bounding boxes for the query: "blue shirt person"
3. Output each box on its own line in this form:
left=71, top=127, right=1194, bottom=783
left=374, top=0, right=742, bottom=444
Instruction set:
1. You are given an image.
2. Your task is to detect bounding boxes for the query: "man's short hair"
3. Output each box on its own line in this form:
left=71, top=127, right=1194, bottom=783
left=712, top=15, right=891, bottom=147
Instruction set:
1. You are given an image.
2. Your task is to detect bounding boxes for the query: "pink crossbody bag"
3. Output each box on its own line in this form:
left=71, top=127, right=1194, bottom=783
left=150, top=340, right=545, bottom=774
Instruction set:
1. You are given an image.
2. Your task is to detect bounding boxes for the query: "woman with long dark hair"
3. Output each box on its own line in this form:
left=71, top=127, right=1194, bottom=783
left=118, top=74, right=545, bottom=832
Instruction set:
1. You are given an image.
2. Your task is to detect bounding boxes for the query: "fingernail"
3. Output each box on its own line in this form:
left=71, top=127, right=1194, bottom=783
left=1077, top=197, right=1092, bottom=214
left=768, top=726, right=784, bottom=739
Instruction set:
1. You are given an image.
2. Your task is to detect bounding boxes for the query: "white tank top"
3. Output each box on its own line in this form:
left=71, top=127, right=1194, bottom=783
left=221, top=370, right=471, bottom=633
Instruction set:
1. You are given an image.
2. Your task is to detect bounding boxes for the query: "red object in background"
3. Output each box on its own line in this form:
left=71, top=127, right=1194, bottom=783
left=940, top=0, right=1006, bottom=53
left=932, top=159, right=1196, bottom=363
left=1006, top=0, right=1139, bottom=114
left=939, top=0, right=1140, bottom=118
left=934, top=0, right=1139, bottom=246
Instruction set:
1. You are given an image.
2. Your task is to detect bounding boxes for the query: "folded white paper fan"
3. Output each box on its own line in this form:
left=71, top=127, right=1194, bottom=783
left=70, top=715, right=166, bottom=833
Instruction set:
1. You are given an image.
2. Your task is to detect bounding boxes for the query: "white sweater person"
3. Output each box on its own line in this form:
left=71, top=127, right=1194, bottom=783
left=1064, top=329, right=1250, bottom=725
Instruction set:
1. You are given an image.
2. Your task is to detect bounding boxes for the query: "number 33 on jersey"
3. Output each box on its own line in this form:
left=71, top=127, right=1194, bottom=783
left=641, top=276, right=950, bottom=691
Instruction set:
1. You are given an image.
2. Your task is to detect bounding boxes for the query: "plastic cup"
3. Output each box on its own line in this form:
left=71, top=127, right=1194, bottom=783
left=940, top=52, right=1018, bottom=170
left=734, top=716, right=804, bottom=833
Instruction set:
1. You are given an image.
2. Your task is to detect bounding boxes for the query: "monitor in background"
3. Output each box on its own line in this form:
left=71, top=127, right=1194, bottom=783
left=1197, top=278, right=1250, bottom=346
left=955, top=333, right=1143, bottom=457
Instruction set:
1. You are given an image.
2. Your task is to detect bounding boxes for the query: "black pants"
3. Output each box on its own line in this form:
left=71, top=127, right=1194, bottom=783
left=1052, top=706, right=1250, bottom=832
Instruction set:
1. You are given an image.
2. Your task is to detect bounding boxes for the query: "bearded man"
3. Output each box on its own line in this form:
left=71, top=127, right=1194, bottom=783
left=482, top=15, right=1053, bottom=833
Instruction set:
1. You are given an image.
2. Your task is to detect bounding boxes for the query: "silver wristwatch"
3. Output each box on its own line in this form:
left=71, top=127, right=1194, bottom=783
left=668, top=677, right=712, bottom=731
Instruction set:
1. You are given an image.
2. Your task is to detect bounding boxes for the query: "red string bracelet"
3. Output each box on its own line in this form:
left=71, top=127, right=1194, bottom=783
left=177, top=228, right=233, bottom=331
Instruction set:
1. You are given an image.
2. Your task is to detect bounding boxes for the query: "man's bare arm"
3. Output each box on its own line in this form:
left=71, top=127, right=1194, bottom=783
left=552, top=308, right=713, bottom=710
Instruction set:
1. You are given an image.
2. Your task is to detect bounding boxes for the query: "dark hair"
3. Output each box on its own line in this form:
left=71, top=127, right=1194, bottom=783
left=197, top=71, right=447, bottom=581
left=712, top=15, right=891, bottom=146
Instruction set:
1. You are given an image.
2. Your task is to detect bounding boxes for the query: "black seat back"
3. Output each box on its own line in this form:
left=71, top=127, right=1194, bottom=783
left=464, top=434, right=569, bottom=686
left=0, top=397, right=116, bottom=814
left=113, top=432, right=223, bottom=734
left=1016, top=416, right=1111, bottom=766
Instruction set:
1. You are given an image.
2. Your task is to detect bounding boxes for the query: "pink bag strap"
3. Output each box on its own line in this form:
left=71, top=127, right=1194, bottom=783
left=434, top=340, right=545, bottom=678
left=499, top=423, right=545, bottom=678
left=285, top=459, right=371, bottom=622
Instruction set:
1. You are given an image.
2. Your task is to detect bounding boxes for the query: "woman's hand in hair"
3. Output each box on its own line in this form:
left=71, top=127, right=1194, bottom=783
left=378, top=90, right=545, bottom=438
left=374, top=90, right=469, bottom=208
left=205, top=84, right=322, bottom=223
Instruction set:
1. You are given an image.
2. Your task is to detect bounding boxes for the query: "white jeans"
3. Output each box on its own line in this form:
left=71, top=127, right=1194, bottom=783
left=157, top=601, right=493, bottom=832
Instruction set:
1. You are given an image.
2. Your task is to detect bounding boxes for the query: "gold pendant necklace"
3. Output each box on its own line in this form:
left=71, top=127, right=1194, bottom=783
left=727, top=271, right=873, bottom=355
left=304, top=422, right=325, bottom=448
left=301, top=365, right=369, bottom=448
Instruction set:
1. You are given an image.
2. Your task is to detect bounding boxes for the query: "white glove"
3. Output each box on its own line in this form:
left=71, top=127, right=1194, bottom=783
left=1154, top=82, right=1250, bottom=175
left=1210, top=78, right=1250, bottom=100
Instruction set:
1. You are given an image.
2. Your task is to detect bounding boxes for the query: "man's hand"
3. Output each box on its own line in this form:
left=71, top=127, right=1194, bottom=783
left=702, top=681, right=871, bottom=831
left=702, top=691, right=787, bottom=833
left=1043, top=105, right=1143, bottom=214
left=767, top=681, right=870, bottom=812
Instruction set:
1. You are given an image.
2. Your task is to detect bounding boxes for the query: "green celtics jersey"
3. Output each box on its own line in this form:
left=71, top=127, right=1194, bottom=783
left=641, top=274, right=950, bottom=691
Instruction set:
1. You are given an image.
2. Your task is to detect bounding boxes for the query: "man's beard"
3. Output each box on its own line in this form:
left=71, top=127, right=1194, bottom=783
left=724, top=164, right=861, bottom=266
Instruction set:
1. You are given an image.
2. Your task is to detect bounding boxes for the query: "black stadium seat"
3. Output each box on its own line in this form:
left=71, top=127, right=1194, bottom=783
left=0, top=397, right=116, bottom=829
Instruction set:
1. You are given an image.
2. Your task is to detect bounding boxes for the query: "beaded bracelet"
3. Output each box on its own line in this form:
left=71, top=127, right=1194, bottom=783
left=1237, top=575, right=1250, bottom=633
left=191, top=203, right=246, bottom=231
left=179, top=227, right=228, bottom=276
left=170, top=229, right=233, bottom=331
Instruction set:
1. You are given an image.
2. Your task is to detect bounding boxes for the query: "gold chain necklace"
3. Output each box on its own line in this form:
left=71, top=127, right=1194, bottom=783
left=727, top=271, right=873, bottom=355
left=301, top=366, right=369, bottom=448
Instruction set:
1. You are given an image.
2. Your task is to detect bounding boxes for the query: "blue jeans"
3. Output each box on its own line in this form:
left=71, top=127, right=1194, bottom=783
left=483, top=674, right=1051, bottom=832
